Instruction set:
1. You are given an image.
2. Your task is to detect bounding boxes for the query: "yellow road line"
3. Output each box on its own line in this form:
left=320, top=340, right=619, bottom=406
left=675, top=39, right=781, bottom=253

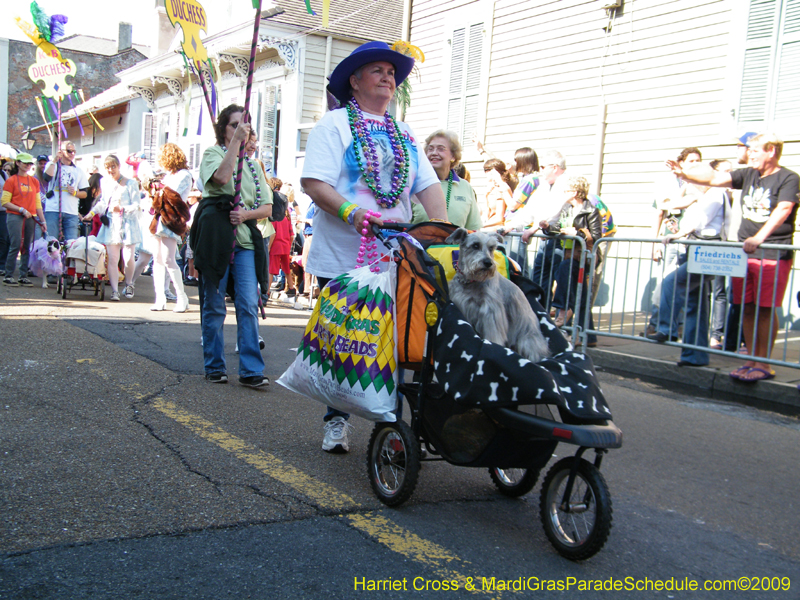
left=154, top=398, right=355, bottom=511
left=153, top=398, right=499, bottom=598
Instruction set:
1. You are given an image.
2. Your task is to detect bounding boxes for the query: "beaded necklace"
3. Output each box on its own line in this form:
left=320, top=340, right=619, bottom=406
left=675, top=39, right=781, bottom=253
left=345, top=98, right=409, bottom=208
left=222, top=145, right=262, bottom=209
left=445, top=170, right=453, bottom=209
left=357, top=210, right=382, bottom=273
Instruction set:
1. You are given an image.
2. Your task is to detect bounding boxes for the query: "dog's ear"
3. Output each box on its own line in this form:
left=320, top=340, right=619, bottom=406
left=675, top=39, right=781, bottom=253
left=490, top=232, right=504, bottom=245
left=445, top=227, right=468, bottom=245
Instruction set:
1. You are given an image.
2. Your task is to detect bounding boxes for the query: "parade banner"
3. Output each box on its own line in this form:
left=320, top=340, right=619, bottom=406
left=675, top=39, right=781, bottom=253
left=28, top=46, right=75, bottom=100
left=165, top=0, right=209, bottom=71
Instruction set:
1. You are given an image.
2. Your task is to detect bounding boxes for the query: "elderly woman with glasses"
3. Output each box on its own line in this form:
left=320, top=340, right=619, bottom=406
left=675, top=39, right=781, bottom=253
left=412, top=129, right=481, bottom=229
left=538, top=174, right=601, bottom=338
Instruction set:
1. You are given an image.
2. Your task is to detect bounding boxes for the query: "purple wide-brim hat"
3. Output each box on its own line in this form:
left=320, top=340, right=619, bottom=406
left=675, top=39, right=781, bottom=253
left=327, top=41, right=415, bottom=105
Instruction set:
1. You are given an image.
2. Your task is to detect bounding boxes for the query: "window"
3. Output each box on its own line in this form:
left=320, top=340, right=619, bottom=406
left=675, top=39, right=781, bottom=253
left=738, top=0, right=800, bottom=131
left=259, top=84, right=279, bottom=175
left=442, top=3, right=493, bottom=146
left=142, top=113, right=158, bottom=163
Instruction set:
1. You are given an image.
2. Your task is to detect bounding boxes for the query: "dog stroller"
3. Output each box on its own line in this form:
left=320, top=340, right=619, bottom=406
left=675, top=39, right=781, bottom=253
left=367, top=222, right=623, bottom=561
left=57, top=232, right=107, bottom=300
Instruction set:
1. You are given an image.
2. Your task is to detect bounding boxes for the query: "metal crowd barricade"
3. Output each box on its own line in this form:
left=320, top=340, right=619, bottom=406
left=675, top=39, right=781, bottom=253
left=584, top=237, right=800, bottom=370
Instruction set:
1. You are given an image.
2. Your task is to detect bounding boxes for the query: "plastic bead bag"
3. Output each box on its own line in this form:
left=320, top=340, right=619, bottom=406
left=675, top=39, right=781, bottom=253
left=278, top=262, right=398, bottom=422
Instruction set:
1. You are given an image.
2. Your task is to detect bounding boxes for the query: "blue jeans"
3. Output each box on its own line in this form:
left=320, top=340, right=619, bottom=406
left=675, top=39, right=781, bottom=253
left=45, top=212, right=80, bottom=241
left=532, top=238, right=562, bottom=298
left=0, top=212, right=9, bottom=270
left=5, top=213, right=35, bottom=277
left=658, top=255, right=710, bottom=366
left=552, top=257, right=597, bottom=345
left=201, top=247, right=264, bottom=378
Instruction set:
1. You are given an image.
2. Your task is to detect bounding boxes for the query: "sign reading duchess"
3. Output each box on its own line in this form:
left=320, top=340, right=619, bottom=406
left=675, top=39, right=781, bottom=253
left=165, top=0, right=209, bottom=69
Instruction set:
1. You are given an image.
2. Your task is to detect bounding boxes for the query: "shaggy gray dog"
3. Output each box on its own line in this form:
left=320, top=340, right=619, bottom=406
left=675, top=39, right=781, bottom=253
left=446, top=228, right=550, bottom=363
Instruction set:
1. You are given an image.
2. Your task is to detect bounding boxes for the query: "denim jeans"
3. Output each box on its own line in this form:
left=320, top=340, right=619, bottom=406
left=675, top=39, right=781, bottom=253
left=710, top=275, right=726, bottom=341
left=5, top=214, right=35, bottom=277
left=649, top=243, right=683, bottom=328
left=0, top=212, right=9, bottom=270
left=552, top=257, right=597, bottom=345
left=657, top=254, right=710, bottom=366
left=532, top=237, right=563, bottom=302
left=45, top=212, right=80, bottom=241
left=201, top=246, right=264, bottom=378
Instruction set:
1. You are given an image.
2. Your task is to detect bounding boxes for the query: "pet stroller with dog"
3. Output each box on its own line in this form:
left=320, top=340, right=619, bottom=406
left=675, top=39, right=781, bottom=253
left=57, top=232, right=107, bottom=300
left=367, top=222, right=623, bottom=561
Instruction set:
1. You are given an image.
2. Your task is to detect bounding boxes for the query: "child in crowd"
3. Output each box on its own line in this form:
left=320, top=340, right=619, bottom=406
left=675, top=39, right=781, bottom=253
left=269, top=208, right=296, bottom=297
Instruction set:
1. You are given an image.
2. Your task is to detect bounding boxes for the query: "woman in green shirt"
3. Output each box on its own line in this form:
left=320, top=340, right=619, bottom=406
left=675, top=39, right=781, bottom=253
left=190, top=104, right=273, bottom=388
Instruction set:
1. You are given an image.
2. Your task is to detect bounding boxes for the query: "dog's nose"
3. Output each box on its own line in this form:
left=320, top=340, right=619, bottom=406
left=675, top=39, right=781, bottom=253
left=481, top=258, right=493, bottom=269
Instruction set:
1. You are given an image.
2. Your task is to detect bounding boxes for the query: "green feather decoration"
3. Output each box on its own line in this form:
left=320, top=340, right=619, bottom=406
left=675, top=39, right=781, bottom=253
left=30, top=1, right=52, bottom=42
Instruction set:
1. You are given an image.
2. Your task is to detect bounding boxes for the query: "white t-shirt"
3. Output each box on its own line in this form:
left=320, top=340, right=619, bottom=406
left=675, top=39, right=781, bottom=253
left=44, top=161, right=89, bottom=215
left=680, top=187, right=726, bottom=238
left=505, top=180, right=561, bottom=230
left=302, top=108, right=438, bottom=279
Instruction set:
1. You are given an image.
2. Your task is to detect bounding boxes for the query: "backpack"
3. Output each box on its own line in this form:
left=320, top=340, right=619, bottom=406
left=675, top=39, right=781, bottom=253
left=269, top=190, right=288, bottom=222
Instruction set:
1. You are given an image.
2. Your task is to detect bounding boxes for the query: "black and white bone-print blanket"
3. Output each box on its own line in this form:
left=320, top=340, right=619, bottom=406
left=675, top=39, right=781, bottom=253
left=431, top=301, right=612, bottom=422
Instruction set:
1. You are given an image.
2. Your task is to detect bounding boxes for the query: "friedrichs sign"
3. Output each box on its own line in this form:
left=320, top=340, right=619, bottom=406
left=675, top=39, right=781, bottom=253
left=687, top=245, right=747, bottom=278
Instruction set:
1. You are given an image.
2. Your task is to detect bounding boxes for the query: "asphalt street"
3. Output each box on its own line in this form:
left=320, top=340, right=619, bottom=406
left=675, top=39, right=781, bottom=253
left=1, top=278, right=799, bottom=599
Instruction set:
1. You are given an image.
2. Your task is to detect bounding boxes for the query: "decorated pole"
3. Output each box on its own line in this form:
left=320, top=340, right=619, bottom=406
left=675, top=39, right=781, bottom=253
left=232, top=0, right=264, bottom=209
left=17, top=2, right=72, bottom=240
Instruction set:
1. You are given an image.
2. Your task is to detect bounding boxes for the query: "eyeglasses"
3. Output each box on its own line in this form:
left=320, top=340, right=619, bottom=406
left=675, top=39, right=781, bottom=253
left=65, top=149, right=76, bottom=154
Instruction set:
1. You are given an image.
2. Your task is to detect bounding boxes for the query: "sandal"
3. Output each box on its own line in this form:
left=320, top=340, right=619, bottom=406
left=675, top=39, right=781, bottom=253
left=736, top=367, right=776, bottom=382
left=729, top=366, right=751, bottom=380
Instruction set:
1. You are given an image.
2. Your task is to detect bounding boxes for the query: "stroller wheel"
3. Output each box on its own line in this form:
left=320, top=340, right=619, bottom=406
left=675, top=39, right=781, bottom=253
left=539, top=457, right=612, bottom=561
left=366, top=421, right=420, bottom=507
left=489, top=467, right=540, bottom=497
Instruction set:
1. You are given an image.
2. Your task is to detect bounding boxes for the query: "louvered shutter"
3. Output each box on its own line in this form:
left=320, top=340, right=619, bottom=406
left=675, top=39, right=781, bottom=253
left=260, top=84, right=279, bottom=175
left=738, top=0, right=800, bottom=127
left=739, top=0, right=779, bottom=122
left=462, top=24, right=483, bottom=142
left=447, top=28, right=466, bottom=132
left=142, top=113, right=158, bottom=164
left=774, top=0, right=800, bottom=119
left=446, top=22, right=484, bottom=142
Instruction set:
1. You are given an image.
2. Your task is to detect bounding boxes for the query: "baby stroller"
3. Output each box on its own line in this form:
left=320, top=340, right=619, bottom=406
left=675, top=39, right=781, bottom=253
left=367, top=222, right=623, bottom=561
left=57, top=232, right=107, bottom=300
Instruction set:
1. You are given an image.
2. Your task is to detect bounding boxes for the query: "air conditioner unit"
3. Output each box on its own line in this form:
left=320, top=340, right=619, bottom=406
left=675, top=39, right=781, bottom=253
left=600, top=0, right=622, bottom=9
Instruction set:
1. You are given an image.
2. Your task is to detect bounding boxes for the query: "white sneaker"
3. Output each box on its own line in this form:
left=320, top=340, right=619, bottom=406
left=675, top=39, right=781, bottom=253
left=123, top=284, right=134, bottom=299
left=322, top=417, right=351, bottom=453
left=165, top=289, right=178, bottom=302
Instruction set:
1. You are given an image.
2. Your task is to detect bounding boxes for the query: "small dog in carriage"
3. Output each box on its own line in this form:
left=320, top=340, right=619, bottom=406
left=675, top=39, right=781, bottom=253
left=446, top=228, right=550, bottom=363
left=29, top=237, right=63, bottom=289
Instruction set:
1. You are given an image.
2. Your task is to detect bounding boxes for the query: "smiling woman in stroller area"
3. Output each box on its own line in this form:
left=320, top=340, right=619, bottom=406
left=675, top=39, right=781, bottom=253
left=82, top=155, right=142, bottom=301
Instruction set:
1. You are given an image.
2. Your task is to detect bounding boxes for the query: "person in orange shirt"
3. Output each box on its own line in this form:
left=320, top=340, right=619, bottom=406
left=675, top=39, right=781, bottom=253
left=2, top=153, right=47, bottom=286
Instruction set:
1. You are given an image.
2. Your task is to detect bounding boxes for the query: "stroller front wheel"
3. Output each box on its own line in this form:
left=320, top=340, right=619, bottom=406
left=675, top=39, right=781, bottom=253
left=539, top=456, right=612, bottom=561
left=489, top=467, right=540, bottom=497
left=367, top=421, right=420, bottom=507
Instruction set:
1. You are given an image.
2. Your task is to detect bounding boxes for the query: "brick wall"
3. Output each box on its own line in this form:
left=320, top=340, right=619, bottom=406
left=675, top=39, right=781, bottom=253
left=6, top=40, right=146, bottom=157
